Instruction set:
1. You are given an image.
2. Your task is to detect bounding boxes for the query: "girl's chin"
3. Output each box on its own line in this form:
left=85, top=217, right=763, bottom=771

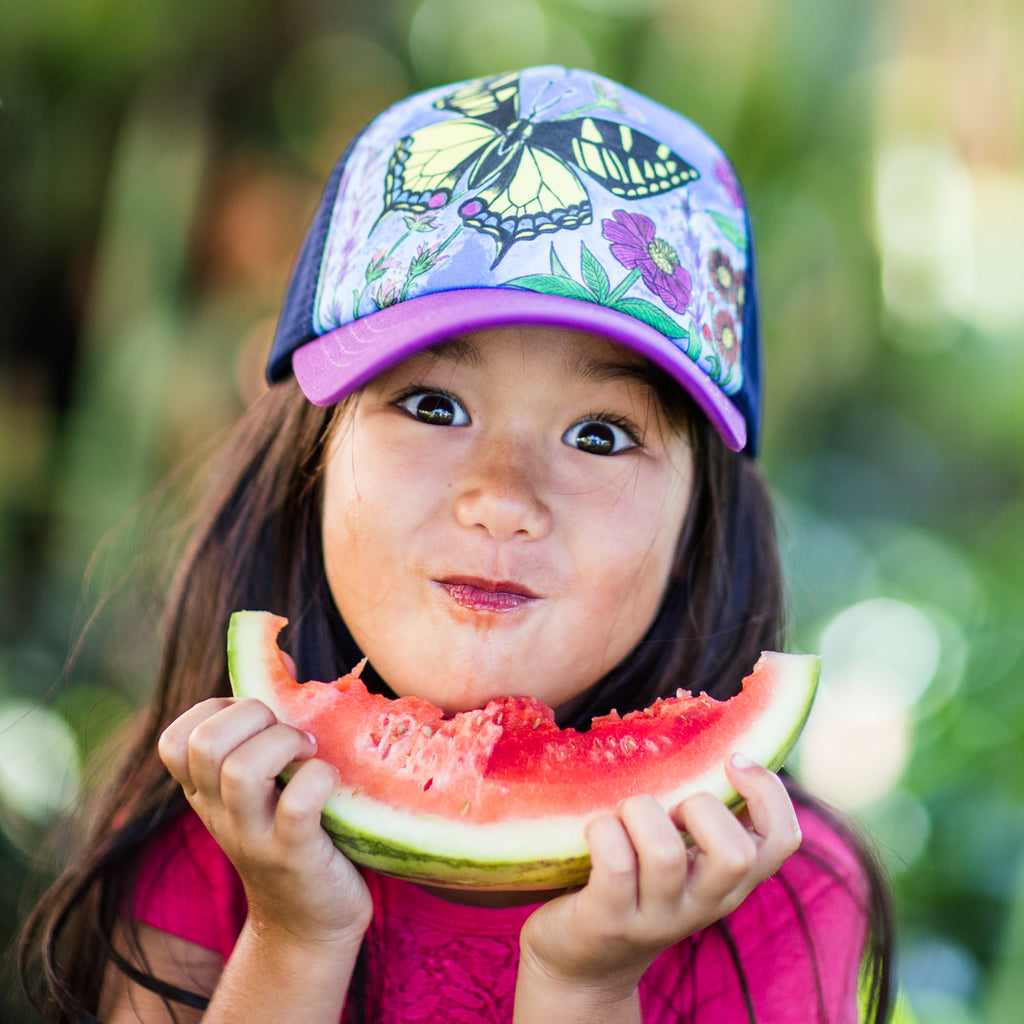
left=387, top=674, right=596, bottom=720
left=367, top=639, right=602, bottom=715
left=384, top=670, right=560, bottom=717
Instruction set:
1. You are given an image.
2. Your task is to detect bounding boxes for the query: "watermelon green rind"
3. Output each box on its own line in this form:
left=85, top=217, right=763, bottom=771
left=320, top=814, right=592, bottom=888
left=227, top=610, right=819, bottom=890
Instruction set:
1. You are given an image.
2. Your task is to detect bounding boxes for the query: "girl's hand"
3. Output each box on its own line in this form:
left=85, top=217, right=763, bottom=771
left=516, top=756, right=801, bottom=1008
left=158, top=697, right=372, bottom=951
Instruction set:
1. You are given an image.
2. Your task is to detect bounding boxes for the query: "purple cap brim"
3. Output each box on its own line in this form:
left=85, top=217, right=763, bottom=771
left=292, top=289, right=746, bottom=451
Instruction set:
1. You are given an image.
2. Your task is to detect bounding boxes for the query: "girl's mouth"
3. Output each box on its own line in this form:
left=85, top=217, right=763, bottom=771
left=437, top=576, right=540, bottom=613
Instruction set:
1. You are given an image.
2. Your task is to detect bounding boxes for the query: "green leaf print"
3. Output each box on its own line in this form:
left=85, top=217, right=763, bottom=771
left=580, top=244, right=610, bottom=302
left=506, top=274, right=598, bottom=302
left=612, top=297, right=688, bottom=339
left=708, top=211, right=747, bottom=251
left=549, top=246, right=572, bottom=279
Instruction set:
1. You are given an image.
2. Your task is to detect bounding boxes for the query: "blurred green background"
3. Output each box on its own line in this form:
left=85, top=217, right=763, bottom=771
left=2, top=1, right=1023, bottom=1021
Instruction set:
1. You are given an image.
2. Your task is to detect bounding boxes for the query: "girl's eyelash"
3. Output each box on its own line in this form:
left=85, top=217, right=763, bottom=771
left=392, top=383, right=452, bottom=403
left=580, top=412, right=644, bottom=447
left=391, top=383, right=464, bottom=413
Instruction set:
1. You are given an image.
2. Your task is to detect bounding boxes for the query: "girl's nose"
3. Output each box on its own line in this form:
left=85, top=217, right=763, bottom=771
left=452, top=435, right=552, bottom=541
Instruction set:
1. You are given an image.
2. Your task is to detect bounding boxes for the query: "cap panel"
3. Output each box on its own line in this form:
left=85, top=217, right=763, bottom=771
left=266, top=133, right=359, bottom=383
left=269, top=65, right=760, bottom=452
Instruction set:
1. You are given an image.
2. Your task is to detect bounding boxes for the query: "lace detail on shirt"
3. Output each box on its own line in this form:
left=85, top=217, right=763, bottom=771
left=358, top=906, right=522, bottom=1023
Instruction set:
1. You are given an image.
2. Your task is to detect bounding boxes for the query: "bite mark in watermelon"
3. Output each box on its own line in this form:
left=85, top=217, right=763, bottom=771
left=227, top=610, right=819, bottom=890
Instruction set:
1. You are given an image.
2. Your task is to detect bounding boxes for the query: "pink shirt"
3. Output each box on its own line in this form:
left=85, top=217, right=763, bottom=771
left=133, top=802, right=868, bottom=1022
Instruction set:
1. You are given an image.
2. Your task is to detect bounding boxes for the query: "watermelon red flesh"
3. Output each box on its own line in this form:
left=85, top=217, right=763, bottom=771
left=227, top=610, right=819, bottom=889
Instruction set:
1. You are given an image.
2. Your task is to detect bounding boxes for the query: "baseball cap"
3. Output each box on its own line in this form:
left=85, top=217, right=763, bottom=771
left=267, top=65, right=762, bottom=454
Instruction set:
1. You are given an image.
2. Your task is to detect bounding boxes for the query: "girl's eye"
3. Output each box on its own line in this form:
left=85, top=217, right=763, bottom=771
left=396, top=390, right=470, bottom=427
left=562, top=418, right=638, bottom=456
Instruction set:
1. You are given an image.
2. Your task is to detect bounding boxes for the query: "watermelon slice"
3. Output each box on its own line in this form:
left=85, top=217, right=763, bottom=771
left=227, top=610, right=819, bottom=890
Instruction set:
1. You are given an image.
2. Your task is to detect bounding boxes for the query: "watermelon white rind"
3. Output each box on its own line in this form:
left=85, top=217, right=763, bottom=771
left=227, top=610, right=819, bottom=890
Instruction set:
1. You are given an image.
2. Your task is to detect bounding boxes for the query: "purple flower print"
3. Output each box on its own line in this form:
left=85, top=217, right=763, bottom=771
left=366, top=249, right=399, bottom=284
left=602, top=210, right=692, bottom=313
left=404, top=209, right=442, bottom=232
left=372, top=279, right=402, bottom=309
left=709, top=249, right=740, bottom=303
left=714, top=310, right=739, bottom=367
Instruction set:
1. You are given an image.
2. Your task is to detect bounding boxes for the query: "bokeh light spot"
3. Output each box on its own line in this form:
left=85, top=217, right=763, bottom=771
left=820, top=597, right=941, bottom=718
left=873, top=139, right=973, bottom=340
left=796, top=598, right=943, bottom=808
left=0, top=701, right=80, bottom=826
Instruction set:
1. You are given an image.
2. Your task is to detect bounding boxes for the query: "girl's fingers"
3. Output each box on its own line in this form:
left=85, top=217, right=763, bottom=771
left=672, top=792, right=756, bottom=900
left=157, top=697, right=236, bottom=792
left=670, top=762, right=801, bottom=907
left=725, top=756, right=802, bottom=867
left=183, top=698, right=281, bottom=800
left=583, top=813, right=640, bottom=915
left=158, top=697, right=318, bottom=830
left=617, top=795, right=690, bottom=911
left=217, top=721, right=318, bottom=822
left=273, top=757, right=340, bottom=846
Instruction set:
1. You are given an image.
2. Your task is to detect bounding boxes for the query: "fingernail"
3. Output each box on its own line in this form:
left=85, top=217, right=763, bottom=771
left=731, top=752, right=755, bottom=769
left=305, top=731, right=318, bottom=748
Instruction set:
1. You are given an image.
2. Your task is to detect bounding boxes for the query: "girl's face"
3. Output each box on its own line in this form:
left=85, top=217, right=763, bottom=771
left=321, top=326, right=694, bottom=715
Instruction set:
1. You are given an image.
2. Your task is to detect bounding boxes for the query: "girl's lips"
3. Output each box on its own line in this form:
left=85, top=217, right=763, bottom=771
left=437, top=577, right=540, bottom=613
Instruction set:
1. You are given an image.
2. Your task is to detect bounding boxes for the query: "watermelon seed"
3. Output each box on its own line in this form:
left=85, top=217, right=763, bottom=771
left=421, top=725, right=434, bottom=738
left=460, top=801, right=471, bottom=815
left=394, top=722, right=408, bottom=736
left=532, top=717, right=541, bottom=729
left=644, top=708, right=655, bottom=717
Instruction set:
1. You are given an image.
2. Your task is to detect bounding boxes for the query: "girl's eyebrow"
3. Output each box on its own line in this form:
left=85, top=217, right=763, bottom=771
left=563, top=349, right=655, bottom=393
left=427, top=335, right=484, bottom=368
left=433, top=334, right=653, bottom=390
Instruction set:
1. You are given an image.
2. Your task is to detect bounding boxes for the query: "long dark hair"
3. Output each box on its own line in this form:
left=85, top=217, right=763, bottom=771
left=19, top=375, right=893, bottom=1023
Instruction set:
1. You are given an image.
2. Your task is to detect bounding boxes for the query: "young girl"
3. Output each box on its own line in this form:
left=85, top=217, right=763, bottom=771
left=20, top=66, right=893, bottom=1023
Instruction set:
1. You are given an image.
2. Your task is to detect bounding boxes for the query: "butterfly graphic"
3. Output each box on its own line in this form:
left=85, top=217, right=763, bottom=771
left=381, top=72, right=700, bottom=267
